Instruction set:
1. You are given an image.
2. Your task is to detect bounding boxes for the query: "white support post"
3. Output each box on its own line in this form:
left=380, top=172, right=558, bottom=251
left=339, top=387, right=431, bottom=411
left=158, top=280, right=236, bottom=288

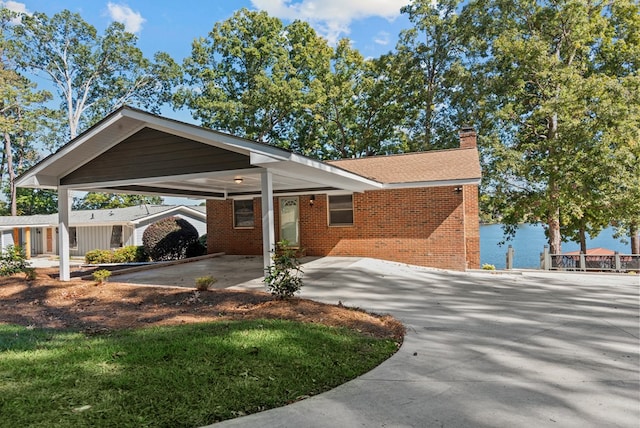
left=58, top=188, right=71, bottom=281
left=261, top=169, right=275, bottom=277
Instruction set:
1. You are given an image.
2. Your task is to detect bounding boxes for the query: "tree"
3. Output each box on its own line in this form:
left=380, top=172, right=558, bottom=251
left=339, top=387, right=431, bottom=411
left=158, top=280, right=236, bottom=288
left=311, top=40, right=405, bottom=159
left=177, top=9, right=332, bottom=154
left=462, top=0, right=640, bottom=254
left=73, top=192, right=163, bottom=210
left=10, top=9, right=180, bottom=140
left=0, top=9, right=53, bottom=215
left=393, top=0, right=468, bottom=151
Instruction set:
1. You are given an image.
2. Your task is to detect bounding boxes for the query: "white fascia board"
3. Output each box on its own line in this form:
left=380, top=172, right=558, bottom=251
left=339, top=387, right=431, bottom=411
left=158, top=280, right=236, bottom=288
left=15, top=174, right=58, bottom=188
left=0, top=223, right=54, bottom=229
left=130, top=206, right=206, bottom=225
left=270, top=154, right=382, bottom=192
left=381, top=178, right=481, bottom=189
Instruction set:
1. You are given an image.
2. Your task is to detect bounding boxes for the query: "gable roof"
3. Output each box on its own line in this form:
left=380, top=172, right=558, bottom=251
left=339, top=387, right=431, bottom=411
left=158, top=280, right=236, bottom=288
left=0, top=205, right=205, bottom=229
left=15, top=106, right=381, bottom=199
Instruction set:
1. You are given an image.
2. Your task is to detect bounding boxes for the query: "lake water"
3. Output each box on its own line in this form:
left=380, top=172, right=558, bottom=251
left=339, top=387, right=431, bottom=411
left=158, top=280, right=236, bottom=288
left=480, top=224, right=631, bottom=269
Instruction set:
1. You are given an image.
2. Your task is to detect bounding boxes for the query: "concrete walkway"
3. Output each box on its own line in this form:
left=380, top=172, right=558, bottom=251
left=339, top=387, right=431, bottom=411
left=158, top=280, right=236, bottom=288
left=113, top=256, right=639, bottom=427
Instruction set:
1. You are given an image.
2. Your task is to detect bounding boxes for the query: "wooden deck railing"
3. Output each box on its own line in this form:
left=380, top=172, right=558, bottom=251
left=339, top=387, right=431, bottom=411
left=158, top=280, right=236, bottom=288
left=539, top=246, right=640, bottom=272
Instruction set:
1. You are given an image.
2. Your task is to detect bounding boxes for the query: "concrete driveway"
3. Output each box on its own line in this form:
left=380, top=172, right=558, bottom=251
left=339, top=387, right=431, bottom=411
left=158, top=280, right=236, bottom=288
left=115, top=256, right=639, bottom=427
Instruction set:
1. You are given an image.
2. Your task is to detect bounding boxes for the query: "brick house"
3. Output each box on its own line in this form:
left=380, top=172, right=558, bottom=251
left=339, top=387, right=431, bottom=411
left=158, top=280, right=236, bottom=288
left=208, top=129, right=481, bottom=271
left=16, top=107, right=480, bottom=279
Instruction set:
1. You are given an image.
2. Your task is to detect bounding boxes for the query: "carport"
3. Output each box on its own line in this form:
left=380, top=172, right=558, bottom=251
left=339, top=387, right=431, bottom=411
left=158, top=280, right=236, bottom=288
left=15, top=106, right=380, bottom=280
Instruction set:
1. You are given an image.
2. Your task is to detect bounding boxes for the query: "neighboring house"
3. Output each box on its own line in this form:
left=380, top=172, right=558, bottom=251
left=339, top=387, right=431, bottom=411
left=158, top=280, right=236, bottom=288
left=0, top=205, right=206, bottom=258
left=208, top=129, right=481, bottom=271
left=15, top=106, right=480, bottom=280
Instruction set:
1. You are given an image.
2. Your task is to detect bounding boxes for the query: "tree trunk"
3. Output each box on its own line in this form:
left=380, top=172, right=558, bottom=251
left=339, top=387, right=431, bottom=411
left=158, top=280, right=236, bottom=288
left=631, top=223, right=639, bottom=255
left=579, top=227, right=587, bottom=254
left=4, top=132, right=16, bottom=216
left=548, top=209, right=562, bottom=254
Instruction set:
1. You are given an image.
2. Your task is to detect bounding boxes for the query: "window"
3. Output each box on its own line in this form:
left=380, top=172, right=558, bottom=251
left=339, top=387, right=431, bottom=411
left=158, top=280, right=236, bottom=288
left=234, top=200, right=254, bottom=228
left=69, top=227, right=77, bottom=249
left=328, top=194, right=354, bottom=226
left=110, top=225, right=123, bottom=248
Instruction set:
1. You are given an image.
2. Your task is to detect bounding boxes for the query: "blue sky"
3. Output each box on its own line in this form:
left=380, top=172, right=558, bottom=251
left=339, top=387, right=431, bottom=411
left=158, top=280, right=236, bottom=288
left=3, top=0, right=411, bottom=61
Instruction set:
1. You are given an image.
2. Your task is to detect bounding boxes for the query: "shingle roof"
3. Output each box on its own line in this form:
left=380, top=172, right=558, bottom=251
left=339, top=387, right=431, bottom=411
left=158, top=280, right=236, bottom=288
left=0, top=205, right=205, bottom=228
left=328, top=148, right=481, bottom=184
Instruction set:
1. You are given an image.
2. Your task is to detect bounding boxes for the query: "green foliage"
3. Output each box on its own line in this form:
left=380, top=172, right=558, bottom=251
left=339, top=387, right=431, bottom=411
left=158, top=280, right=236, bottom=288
left=92, top=269, right=111, bottom=283
left=195, top=275, right=217, bottom=291
left=198, top=234, right=207, bottom=249
left=482, top=263, right=496, bottom=271
left=0, top=321, right=397, bottom=426
left=84, top=246, right=147, bottom=264
left=23, top=267, right=37, bottom=281
left=85, top=249, right=113, bottom=264
left=13, top=189, right=58, bottom=215
left=73, top=193, right=164, bottom=210
left=460, top=0, right=640, bottom=253
left=0, top=245, right=28, bottom=276
left=10, top=9, right=179, bottom=139
left=142, top=216, right=199, bottom=261
left=264, top=240, right=304, bottom=299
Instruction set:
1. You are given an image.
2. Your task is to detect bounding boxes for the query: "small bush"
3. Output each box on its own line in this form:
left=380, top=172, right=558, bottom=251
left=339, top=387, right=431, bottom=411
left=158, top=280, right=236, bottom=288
left=482, top=263, right=496, bottom=270
left=92, top=269, right=111, bottom=284
left=85, top=246, right=148, bottom=264
left=186, top=241, right=206, bottom=258
left=24, top=267, right=37, bottom=281
left=113, top=246, right=148, bottom=263
left=142, top=217, right=199, bottom=261
left=264, top=240, right=304, bottom=299
left=85, top=249, right=114, bottom=264
left=198, top=234, right=207, bottom=250
left=195, top=275, right=216, bottom=291
left=0, top=245, right=28, bottom=276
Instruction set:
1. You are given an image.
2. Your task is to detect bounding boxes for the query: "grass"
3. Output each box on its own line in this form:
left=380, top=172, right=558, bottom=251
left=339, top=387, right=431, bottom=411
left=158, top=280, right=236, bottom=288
left=0, top=320, right=398, bottom=428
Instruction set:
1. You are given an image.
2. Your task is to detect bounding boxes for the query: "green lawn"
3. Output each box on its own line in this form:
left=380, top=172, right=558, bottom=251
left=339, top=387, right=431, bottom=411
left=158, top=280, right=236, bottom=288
left=0, top=320, right=398, bottom=428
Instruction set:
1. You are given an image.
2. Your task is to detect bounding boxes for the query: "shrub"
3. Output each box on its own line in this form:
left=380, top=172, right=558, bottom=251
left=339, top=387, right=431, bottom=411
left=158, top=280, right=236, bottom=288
left=113, top=246, right=148, bottom=263
left=185, top=241, right=206, bottom=258
left=142, top=217, right=199, bottom=261
left=264, top=240, right=304, bottom=299
left=0, top=245, right=29, bottom=276
left=482, top=263, right=496, bottom=270
left=85, top=249, right=114, bottom=264
left=92, top=269, right=111, bottom=284
left=24, top=267, right=37, bottom=281
left=195, top=275, right=216, bottom=291
left=198, top=234, right=207, bottom=250
left=85, top=246, right=148, bottom=264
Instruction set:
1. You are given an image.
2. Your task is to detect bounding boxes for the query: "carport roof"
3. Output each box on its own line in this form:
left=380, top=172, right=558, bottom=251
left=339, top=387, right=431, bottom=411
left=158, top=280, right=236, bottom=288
left=16, top=106, right=382, bottom=199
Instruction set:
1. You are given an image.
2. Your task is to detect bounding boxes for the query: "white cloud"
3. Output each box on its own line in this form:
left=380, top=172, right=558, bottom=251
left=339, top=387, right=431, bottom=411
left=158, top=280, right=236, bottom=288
left=0, top=1, right=31, bottom=23
left=374, top=31, right=390, bottom=46
left=106, top=2, right=145, bottom=33
left=251, top=0, right=408, bottom=44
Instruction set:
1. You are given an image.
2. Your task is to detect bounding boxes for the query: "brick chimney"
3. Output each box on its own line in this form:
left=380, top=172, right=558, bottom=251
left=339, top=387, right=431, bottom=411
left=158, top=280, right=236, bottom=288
left=459, top=126, right=477, bottom=149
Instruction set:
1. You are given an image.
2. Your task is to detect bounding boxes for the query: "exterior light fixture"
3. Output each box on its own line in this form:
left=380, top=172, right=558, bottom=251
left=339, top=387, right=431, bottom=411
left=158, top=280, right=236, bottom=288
left=309, top=195, right=316, bottom=206
left=234, top=177, right=243, bottom=184
left=454, top=186, right=463, bottom=193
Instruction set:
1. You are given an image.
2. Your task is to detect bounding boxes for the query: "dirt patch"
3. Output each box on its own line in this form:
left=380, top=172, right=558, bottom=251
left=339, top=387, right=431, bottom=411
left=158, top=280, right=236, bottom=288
left=0, top=268, right=404, bottom=341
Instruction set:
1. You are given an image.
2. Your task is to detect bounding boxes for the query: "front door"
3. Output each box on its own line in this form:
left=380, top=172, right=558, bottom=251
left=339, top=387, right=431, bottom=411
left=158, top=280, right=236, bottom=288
left=279, top=197, right=299, bottom=247
left=45, top=228, right=54, bottom=253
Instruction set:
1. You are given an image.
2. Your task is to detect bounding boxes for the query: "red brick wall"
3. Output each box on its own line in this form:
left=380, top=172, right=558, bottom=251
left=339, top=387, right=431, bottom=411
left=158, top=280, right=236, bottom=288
left=207, top=185, right=479, bottom=271
left=463, top=185, right=480, bottom=269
